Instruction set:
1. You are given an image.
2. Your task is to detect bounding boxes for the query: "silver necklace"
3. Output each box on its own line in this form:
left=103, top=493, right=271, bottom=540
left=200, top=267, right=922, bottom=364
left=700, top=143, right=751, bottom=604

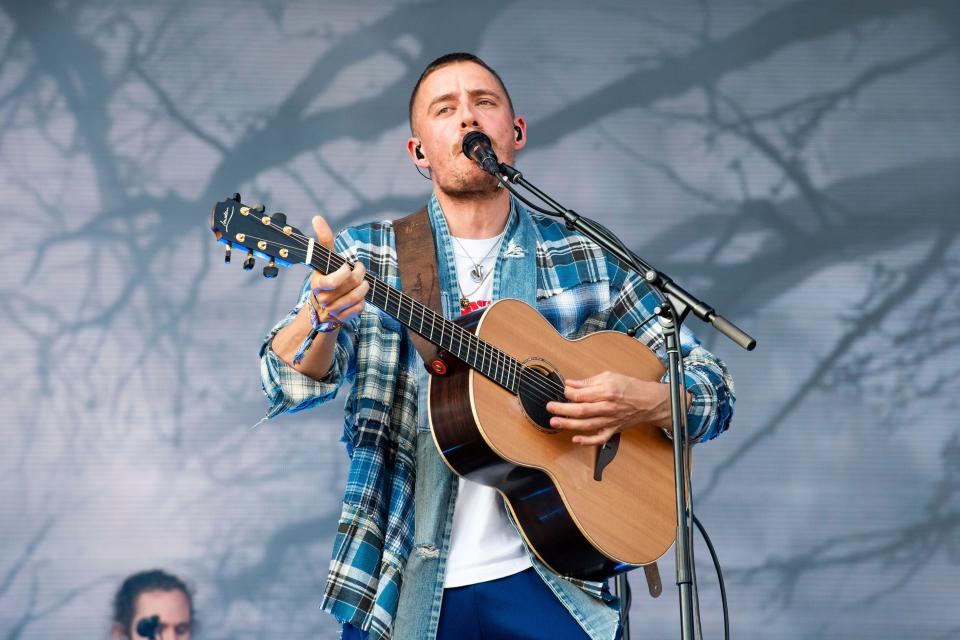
left=455, top=263, right=494, bottom=310
left=452, top=233, right=505, bottom=283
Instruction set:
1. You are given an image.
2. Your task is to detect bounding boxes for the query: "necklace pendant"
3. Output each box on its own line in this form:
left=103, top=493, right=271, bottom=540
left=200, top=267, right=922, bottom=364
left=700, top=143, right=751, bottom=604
left=469, top=264, right=484, bottom=283
left=459, top=296, right=470, bottom=310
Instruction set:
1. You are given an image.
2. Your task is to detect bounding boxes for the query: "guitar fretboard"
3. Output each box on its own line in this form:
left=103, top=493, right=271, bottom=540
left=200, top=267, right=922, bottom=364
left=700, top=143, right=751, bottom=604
left=310, top=243, right=522, bottom=393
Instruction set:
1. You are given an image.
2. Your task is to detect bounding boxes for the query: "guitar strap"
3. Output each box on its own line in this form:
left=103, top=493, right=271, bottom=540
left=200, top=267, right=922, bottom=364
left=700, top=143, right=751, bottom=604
left=393, top=206, right=662, bottom=599
left=393, top=207, right=442, bottom=367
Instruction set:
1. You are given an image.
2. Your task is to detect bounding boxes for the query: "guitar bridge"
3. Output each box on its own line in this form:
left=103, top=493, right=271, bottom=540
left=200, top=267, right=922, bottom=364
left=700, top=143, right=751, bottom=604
left=594, top=433, right=620, bottom=481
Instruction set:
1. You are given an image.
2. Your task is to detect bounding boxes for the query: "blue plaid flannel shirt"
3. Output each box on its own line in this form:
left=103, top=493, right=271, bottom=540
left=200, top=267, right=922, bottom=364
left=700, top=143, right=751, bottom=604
left=260, top=198, right=735, bottom=638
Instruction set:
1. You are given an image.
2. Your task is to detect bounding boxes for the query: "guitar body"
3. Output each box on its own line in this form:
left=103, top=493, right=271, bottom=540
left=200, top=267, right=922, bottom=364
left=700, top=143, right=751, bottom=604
left=428, top=298, right=676, bottom=580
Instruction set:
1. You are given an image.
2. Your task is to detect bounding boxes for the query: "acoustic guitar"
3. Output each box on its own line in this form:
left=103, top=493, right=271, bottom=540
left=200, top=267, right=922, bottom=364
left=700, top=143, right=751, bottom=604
left=211, top=195, right=676, bottom=580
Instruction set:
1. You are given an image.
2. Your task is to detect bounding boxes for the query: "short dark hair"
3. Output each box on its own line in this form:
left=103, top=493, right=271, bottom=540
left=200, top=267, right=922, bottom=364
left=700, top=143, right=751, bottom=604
left=408, top=52, right=515, bottom=133
left=112, top=569, right=194, bottom=637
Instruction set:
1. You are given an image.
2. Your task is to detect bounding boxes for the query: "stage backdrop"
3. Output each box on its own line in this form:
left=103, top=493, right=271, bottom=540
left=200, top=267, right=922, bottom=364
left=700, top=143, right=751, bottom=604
left=1, top=1, right=958, bottom=638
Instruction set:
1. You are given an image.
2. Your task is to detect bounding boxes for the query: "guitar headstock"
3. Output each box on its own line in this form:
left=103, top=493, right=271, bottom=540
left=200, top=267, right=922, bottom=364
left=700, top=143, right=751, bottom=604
left=211, top=193, right=309, bottom=278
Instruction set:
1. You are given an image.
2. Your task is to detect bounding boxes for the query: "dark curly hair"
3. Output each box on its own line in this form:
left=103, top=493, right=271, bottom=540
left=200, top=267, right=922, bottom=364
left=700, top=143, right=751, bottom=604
left=111, top=569, right=195, bottom=637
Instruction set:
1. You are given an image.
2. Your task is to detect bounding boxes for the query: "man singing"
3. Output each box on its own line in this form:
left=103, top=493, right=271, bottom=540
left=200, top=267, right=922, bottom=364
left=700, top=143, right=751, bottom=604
left=261, top=52, right=734, bottom=640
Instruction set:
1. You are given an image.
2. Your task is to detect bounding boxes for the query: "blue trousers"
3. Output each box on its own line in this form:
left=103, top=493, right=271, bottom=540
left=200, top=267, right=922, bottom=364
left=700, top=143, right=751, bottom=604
left=342, top=568, right=602, bottom=639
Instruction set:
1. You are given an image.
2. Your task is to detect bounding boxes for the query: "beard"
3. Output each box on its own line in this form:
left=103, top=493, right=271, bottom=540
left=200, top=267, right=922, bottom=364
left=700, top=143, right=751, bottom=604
left=435, top=156, right=502, bottom=200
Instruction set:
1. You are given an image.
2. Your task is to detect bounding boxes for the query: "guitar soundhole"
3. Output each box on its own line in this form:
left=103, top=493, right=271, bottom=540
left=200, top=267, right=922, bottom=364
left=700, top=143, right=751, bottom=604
left=518, top=359, right=566, bottom=433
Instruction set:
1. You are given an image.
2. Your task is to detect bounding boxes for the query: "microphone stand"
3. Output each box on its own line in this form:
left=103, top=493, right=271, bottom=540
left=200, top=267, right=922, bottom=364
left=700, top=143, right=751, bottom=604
left=495, top=161, right=755, bottom=640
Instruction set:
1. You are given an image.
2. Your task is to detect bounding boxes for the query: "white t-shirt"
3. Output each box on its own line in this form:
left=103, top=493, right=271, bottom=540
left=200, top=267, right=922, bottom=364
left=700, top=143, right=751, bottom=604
left=443, top=233, right=532, bottom=588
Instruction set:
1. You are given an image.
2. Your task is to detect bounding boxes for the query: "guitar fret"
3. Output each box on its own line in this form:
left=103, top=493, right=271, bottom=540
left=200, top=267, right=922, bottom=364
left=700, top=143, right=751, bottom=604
left=482, top=341, right=490, bottom=380
left=380, top=282, right=389, bottom=312
left=495, top=348, right=503, bottom=386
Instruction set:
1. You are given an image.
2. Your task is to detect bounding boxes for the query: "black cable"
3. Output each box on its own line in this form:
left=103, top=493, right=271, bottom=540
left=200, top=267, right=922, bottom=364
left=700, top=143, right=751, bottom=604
left=623, top=575, right=632, bottom=622
left=494, top=173, right=566, bottom=217
left=578, top=214, right=633, bottom=255
left=495, top=174, right=650, bottom=281
left=693, top=513, right=730, bottom=640
left=499, top=171, right=648, bottom=274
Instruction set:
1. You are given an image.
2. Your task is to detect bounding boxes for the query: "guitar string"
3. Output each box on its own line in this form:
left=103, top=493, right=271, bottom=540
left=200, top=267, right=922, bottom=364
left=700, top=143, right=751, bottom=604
left=233, top=226, right=570, bottom=404
left=235, top=234, right=565, bottom=410
left=231, top=220, right=571, bottom=404
left=240, top=225, right=572, bottom=406
left=235, top=229, right=569, bottom=408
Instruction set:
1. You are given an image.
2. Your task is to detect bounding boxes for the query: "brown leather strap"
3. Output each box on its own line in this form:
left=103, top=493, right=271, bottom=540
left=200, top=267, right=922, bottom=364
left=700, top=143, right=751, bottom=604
left=394, top=207, right=442, bottom=366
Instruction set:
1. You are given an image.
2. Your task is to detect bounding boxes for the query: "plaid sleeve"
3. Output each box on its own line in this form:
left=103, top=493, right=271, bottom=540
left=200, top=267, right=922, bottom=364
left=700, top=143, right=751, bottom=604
left=674, top=341, right=735, bottom=442
left=606, top=269, right=735, bottom=443
left=258, top=230, right=360, bottom=419
left=258, top=275, right=357, bottom=418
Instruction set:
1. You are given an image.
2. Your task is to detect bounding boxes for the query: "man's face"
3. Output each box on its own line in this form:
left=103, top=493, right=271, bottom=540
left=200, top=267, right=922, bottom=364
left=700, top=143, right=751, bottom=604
left=409, top=61, right=525, bottom=198
left=129, top=590, right=192, bottom=640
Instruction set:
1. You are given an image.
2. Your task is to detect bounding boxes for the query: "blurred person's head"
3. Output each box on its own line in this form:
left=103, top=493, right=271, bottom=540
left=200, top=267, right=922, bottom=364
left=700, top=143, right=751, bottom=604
left=111, top=569, right=194, bottom=639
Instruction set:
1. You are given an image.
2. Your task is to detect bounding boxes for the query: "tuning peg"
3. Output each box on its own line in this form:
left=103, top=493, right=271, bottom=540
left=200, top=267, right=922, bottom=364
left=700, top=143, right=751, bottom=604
left=272, top=212, right=287, bottom=226
left=252, top=203, right=266, bottom=214
left=224, top=245, right=232, bottom=263
left=230, top=192, right=241, bottom=203
left=243, top=250, right=255, bottom=271
left=263, top=259, right=279, bottom=278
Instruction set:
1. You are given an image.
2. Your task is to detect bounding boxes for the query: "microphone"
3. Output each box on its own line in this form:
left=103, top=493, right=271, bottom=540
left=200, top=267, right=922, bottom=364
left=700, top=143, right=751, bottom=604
left=136, top=615, right=160, bottom=639
left=461, top=131, right=500, bottom=176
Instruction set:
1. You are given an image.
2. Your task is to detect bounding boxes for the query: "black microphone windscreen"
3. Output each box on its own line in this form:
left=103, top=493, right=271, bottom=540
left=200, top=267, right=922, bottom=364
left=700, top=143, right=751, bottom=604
left=462, top=131, right=490, bottom=157
left=136, top=615, right=160, bottom=638
left=461, top=131, right=499, bottom=175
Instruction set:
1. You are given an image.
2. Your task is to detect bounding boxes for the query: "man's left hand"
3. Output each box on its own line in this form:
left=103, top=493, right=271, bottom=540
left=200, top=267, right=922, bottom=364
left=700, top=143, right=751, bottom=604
left=546, top=372, right=680, bottom=446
